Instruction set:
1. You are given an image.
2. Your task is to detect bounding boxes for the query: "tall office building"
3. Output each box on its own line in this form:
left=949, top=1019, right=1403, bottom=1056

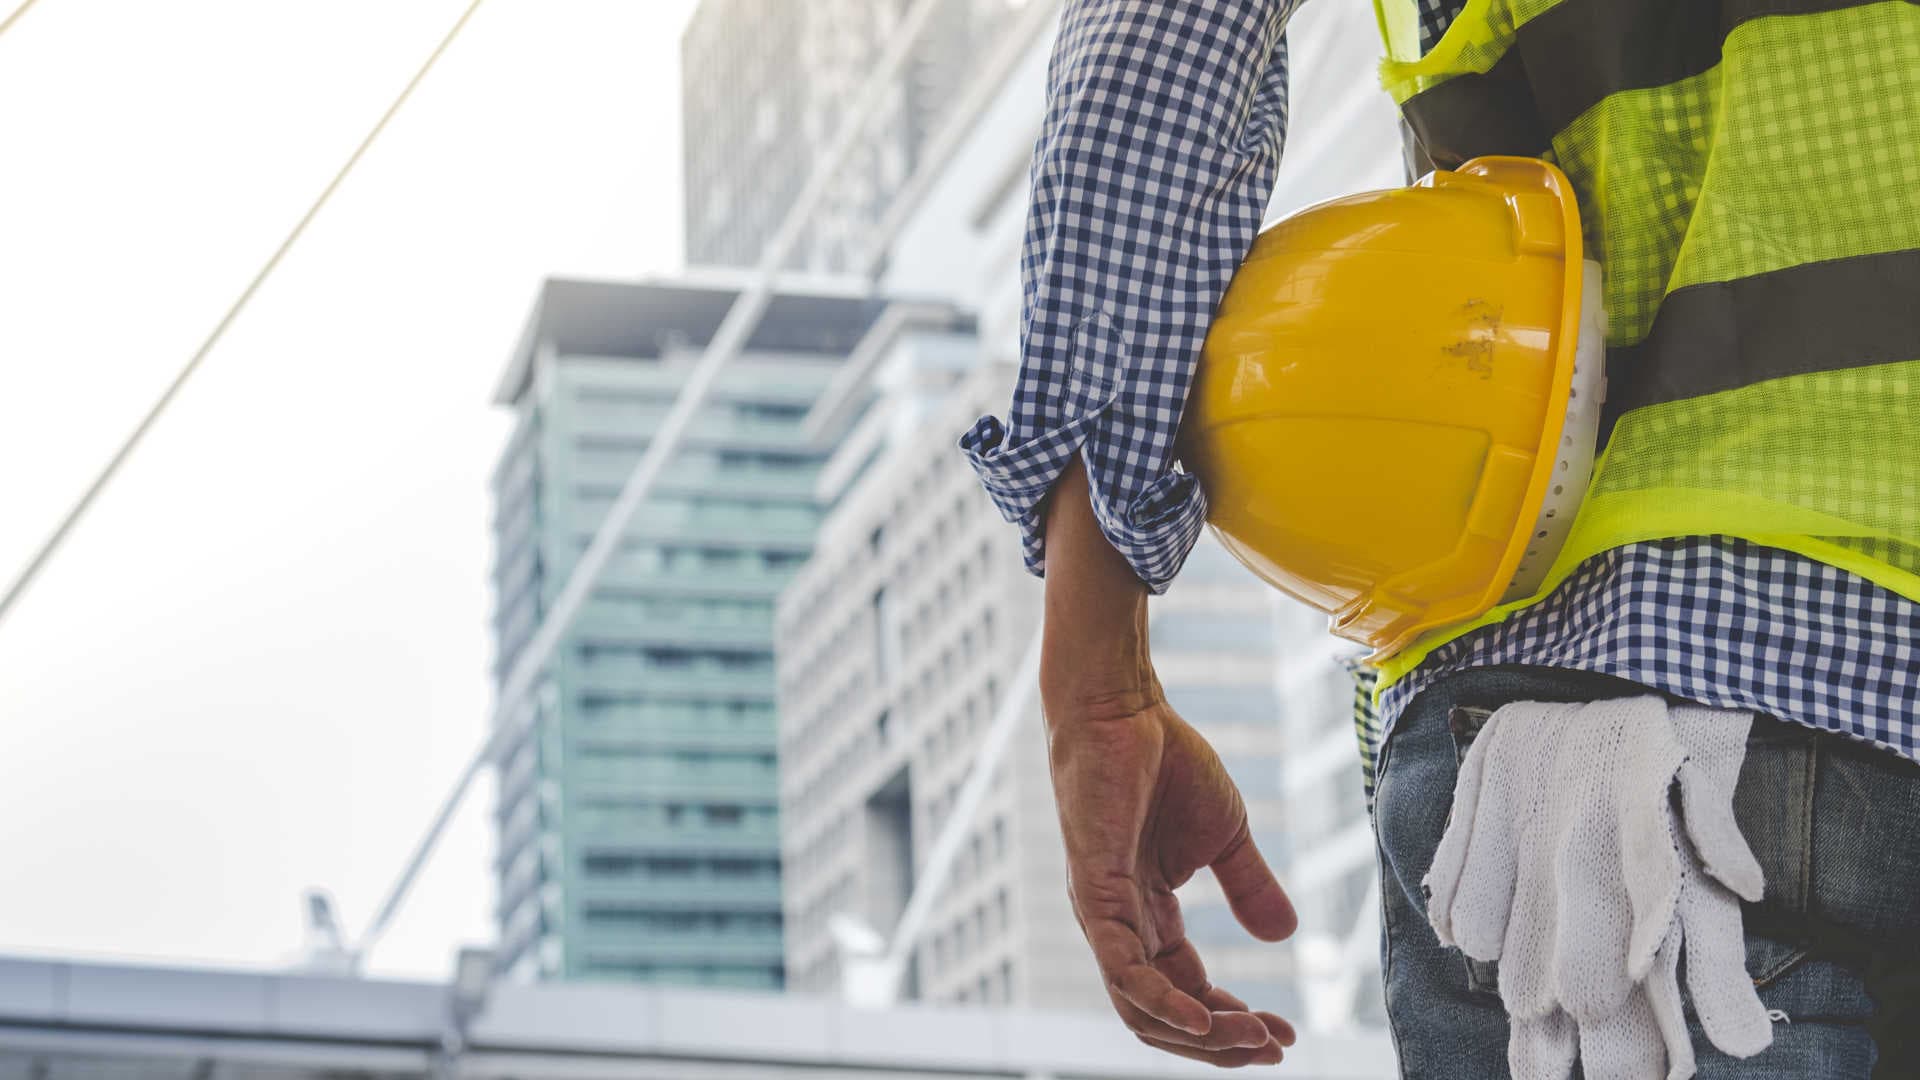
left=680, top=0, right=1017, bottom=274
left=773, top=358, right=1298, bottom=1011
left=488, top=277, right=885, bottom=986
left=774, top=360, right=1070, bottom=1006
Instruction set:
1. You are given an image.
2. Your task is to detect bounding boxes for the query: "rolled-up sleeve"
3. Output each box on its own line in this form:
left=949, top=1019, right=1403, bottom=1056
left=959, top=0, right=1298, bottom=592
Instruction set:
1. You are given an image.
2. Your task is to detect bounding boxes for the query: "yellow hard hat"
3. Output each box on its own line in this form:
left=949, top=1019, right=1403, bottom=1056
left=1180, top=156, right=1604, bottom=659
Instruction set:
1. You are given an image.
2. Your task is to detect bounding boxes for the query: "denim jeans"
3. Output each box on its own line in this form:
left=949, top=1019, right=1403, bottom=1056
left=1373, top=666, right=1920, bottom=1079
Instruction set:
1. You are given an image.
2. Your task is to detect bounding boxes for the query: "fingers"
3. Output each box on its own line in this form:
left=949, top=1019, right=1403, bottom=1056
left=1448, top=713, right=1552, bottom=965
left=1507, top=1009, right=1579, bottom=1080
left=1147, top=936, right=1209, bottom=993
left=1112, top=992, right=1275, bottom=1052
left=1676, top=873, right=1772, bottom=1058
left=1669, top=708, right=1763, bottom=900
left=1641, top=930, right=1695, bottom=1080
left=1087, top=923, right=1286, bottom=1057
left=1087, top=921, right=1213, bottom=1035
left=1140, top=990, right=1286, bottom=1068
left=1676, top=759, right=1765, bottom=901
left=1423, top=719, right=1496, bottom=945
left=1137, top=1033, right=1284, bottom=1068
left=1203, top=985, right=1297, bottom=1048
left=1211, top=826, right=1298, bottom=943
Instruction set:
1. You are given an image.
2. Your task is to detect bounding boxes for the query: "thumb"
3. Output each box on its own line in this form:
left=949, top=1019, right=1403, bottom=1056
left=1212, top=825, right=1297, bottom=942
left=1670, top=709, right=1764, bottom=902
left=1676, top=758, right=1765, bottom=902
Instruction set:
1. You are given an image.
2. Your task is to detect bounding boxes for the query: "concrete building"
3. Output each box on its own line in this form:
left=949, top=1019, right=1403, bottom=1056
left=680, top=0, right=1017, bottom=274
left=1270, top=603, right=1389, bottom=1031
left=487, top=277, right=886, bottom=987
left=774, top=360, right=1068, bottom=1007
left=0, top=951, right=1398, bottom=1079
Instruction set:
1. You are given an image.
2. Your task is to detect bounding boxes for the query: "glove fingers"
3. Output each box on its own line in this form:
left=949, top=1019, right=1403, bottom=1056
left=1645, top=924, right=1696, bottom=1080
left=1445, top=711, right=1543, bottom=963
left=1485, top=716, right=1580, bottom=1009
left=1670, top=709, right=1765, bottom=903
left=1508, top=1008, right=1579, bottom=1080
left=1551, top=814, right=1641, bottom=1016
left=1677, top=759, right=1765, bottom=902
left=1424, top=716, right=1498, bottom=947
left=1554, top=702, right=1684, bottom=1016
left=1676, top=865, right=1773, bottom=1059
left=1575, top=985, right=1672, bottom=1080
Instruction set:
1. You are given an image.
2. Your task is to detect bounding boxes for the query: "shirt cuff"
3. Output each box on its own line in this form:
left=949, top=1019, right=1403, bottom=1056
left=957, top=411, right=1209, bottom=594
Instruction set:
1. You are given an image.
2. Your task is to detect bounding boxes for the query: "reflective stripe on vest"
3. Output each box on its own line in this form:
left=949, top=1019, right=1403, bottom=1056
left=1370, top=0, right=1920, bottom=687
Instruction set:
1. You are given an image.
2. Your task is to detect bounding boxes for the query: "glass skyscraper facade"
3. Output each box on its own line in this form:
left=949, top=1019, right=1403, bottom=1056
left=489, top=278, right=881, bottom=986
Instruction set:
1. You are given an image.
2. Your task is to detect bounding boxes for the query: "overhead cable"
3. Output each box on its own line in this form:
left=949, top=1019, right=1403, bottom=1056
left=0, top=0, right=42, bottom=40
left=0, top=0, right=489, bottom=629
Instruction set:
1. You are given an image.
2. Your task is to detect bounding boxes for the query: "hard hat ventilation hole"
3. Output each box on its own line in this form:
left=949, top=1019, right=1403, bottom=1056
left=1501, top=260, right=1607, bottom=605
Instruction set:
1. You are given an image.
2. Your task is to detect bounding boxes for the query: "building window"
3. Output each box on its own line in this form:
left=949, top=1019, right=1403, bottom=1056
left=872, top=587, right=894, bottom=683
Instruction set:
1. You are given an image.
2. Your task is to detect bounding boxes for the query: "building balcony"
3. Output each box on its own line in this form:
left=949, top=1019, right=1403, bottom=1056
left=574, top=825, right=781, bottom=854
left=566, top=771, right=780, bottom=801
left=568, top=456, right=820, bottom=499
left=570, top=612, right=774, bottom=650
left=572, top=728, right=777, bottom=754
left=578, top=929, right=784, bottom=961
left=584, top=566, right=793, bottom=597
left=568, top=668, right=775, bottom=699
left=571, top=876, right=782, bottom=908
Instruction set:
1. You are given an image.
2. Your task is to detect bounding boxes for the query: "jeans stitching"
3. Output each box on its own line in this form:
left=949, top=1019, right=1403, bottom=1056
left=1373, top=730, right=1417, bottom=1079
left=1799, top=739, right=1818, bottom=916
left=1751, top=944, right=1812, bottom=989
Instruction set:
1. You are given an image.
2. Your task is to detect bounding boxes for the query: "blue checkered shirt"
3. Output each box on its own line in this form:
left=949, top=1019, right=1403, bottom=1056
left=958, top=0, right=1920, bottom=768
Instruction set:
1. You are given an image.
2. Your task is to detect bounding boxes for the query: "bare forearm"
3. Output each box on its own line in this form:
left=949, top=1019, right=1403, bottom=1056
left=1039, top=460, right=1157, bottom=721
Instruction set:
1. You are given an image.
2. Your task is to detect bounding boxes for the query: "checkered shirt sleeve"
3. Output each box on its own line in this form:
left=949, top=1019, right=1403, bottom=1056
left=958, top=0, right=1298, bottom=592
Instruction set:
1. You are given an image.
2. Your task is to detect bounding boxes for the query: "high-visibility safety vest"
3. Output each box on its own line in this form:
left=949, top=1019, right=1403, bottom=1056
left=1370, top=0, right=1920, bottom=688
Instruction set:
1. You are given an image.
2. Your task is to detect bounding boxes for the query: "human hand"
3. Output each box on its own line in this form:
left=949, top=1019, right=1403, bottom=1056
left=1047, top=694, right=1300, bottom=1066
left=1039, top=461, right=1298, bottom=1067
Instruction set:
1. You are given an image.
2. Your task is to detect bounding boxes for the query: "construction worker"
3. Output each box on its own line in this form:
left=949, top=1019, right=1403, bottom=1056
left=959, top=1, right=1920, bottom=1077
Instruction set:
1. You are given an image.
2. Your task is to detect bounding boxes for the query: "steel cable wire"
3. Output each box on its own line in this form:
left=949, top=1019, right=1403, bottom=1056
left=0, top=0, right=488, bottom=627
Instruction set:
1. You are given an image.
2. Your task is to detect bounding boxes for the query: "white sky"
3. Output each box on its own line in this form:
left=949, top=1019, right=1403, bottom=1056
left=0, top=0, right=700, bottom=979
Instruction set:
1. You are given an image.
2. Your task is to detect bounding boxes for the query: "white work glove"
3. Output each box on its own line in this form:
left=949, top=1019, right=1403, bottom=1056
left=1422, top=698, right=1772, bottom=1080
